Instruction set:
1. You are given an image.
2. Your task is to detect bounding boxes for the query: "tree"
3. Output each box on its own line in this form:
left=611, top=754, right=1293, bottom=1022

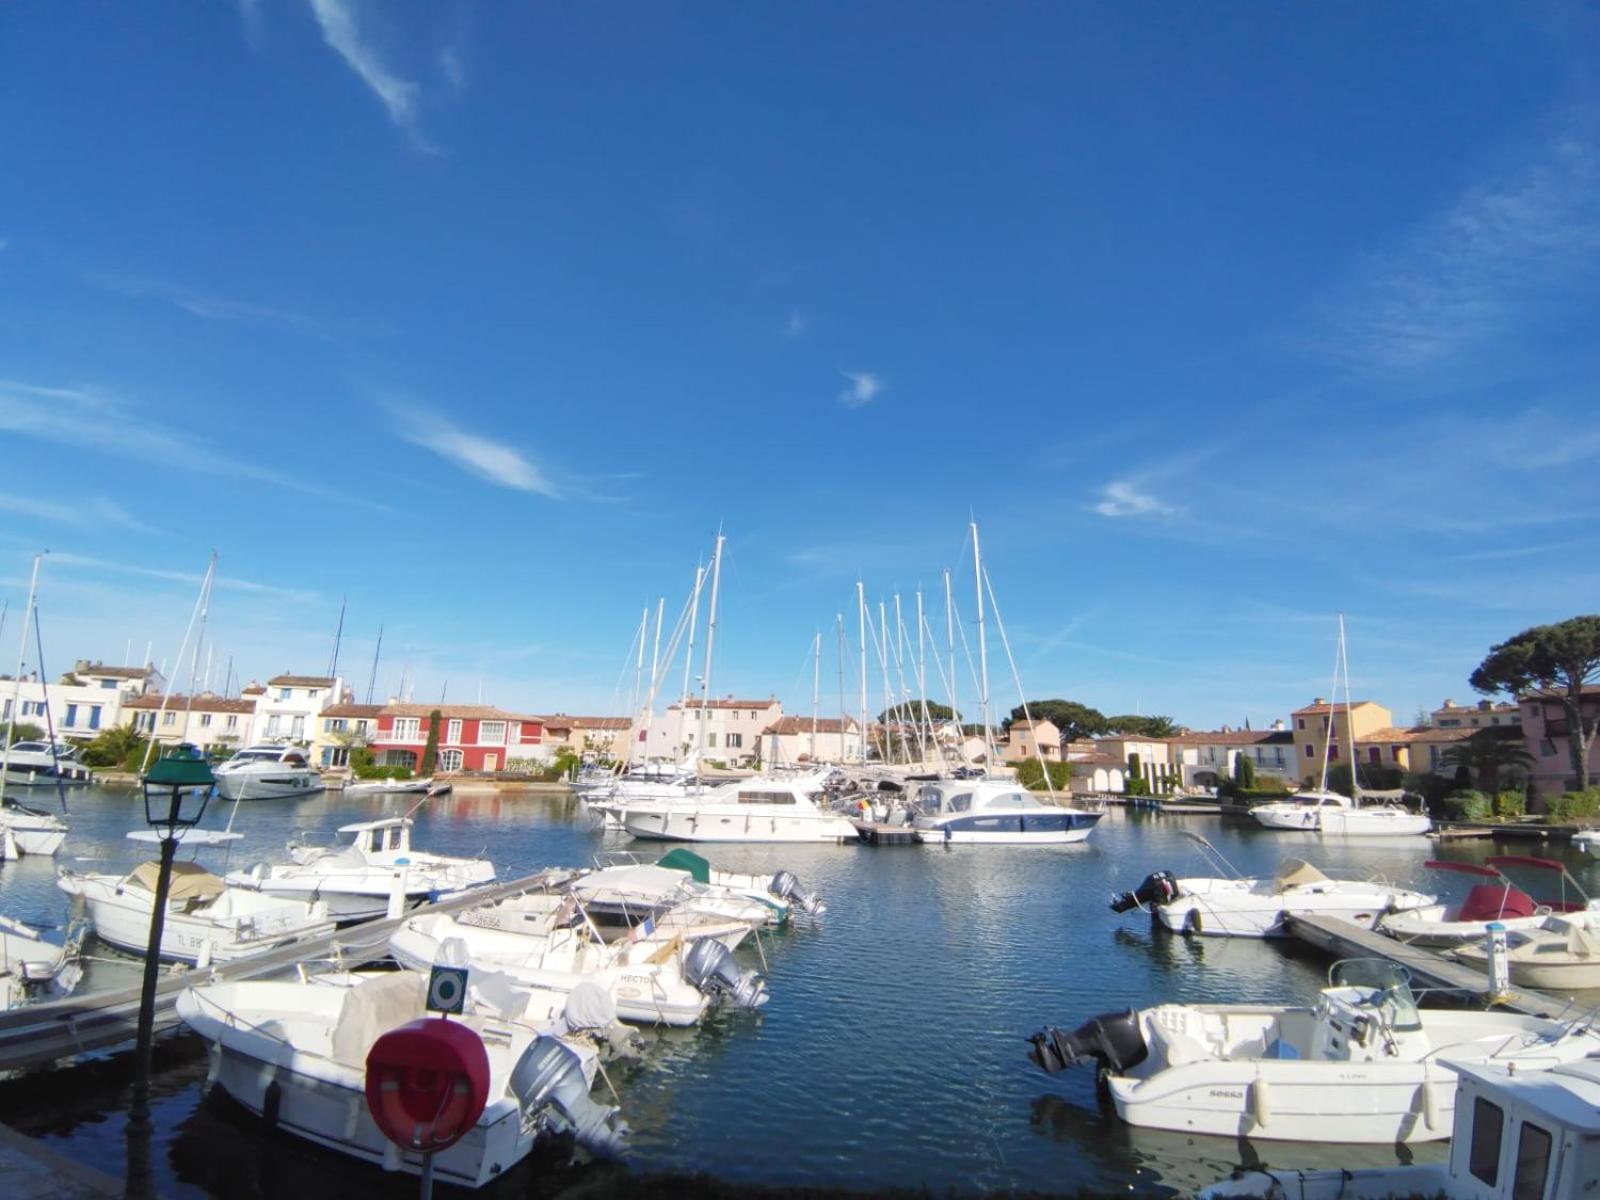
left=876, top=701, right=960, bottom=724
left=1003, top=700, right=1107, bottom=741
left=421, top=709, right=441, bottom=776
left=1105, top=714, right=1178, bottom=738
left=78, top=724, right=146, bottom=769
left=1439, top=729, right=1534, bottom=795
left=2, top=721, right=45, bottom=745
left=1234, top=754, right=1256, bottom=789
left=1471, top=616, right=1600, bottom=790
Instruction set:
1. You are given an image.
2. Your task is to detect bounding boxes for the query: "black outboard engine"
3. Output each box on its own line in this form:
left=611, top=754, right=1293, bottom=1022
left=1109, top=869, right=1179, bottom=915
left=1027, top=1009, right=1148, bottom=1076
left=684, top=938, right=769, bottom=1009
left=769, top=869, right=825, bottom=917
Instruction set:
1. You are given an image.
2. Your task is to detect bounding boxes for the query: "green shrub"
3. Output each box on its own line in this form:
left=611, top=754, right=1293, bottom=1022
left=1493, top=790, right=1527, bottom=819
left=1017, top=758, right=1074, bottom=792
left=79, top=725, right=147, bottom=769
left=1125, top=775, right=1151, bottom=797
left=1548, top=787, right=1600, bottom=824
left=3, top=721, right=45, bottom=744
left=1233, top=756, right=1256, bottom=789
left=1443, top=790, right=1493, bottom=821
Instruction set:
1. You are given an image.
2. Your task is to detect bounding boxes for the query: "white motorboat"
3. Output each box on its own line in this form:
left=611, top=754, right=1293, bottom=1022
left=1574, top=829, right=1599, bottom=855
left=1381, top=857, right=1598, bottom=948
left=463, top=888, right=758, bottom=952
left=1112, top=843, right=1434, bottom=938
left=177, top=971, right=626, bottom=1189
left=0, top=796, right=69, bottom=856
left=567, top=862, right=777, bottom=942
left=340, top=776, right=434, bottom=797
left=1250, top=789, right=1431, bottom=836
left=1201, top=1055, right=1600, bottom=1200
left=0, top=741, right=92, bottom=786
left=58, top=831, right=336, bottom=964
left=224, top=817, right=496, bottom=923
left=1455, top=912, right=1600, bottom=992
left=0, top=914, right=82, bottom=1010
left=1027, top=959, right=1600, bottom=1143
left=654, top=847, right=826, bottom=918
left=622, top=771, right=858, bottom=843
left=213, top=744, right=323, bottom=801
left=909, top=778, right=1101, bottom=844
left=390, top=910, right=766, bottom=1026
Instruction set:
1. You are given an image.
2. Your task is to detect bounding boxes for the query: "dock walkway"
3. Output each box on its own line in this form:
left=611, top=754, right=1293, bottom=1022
left=850, top=819, right=920, bottom=845
left=0, top=1121, right=127, bottom=1198
left=0, top=868, right=576, bottom=1074
left=1283, top=913, right=1577, bottom=1018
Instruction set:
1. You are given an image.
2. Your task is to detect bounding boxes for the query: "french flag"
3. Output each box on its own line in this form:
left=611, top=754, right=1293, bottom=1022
left=628, top=914, right=657, bottom=942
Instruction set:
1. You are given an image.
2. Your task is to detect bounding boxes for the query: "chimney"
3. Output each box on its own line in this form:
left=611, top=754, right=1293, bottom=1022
left=1443, top=699, right=1456, bottom=709
left=1271, top=719, right=1286, bottom=731
left=1313, top=697, right=1325, bottom=706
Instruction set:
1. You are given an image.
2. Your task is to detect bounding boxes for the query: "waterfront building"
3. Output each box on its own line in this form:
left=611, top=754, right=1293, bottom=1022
left=539, top=714, right=635, bottom=760
left=643, top=697, right=782, bottom=768
left=1166, top=726, right=1295, bottom=789
left=1001, top=719, right=1062, bottom=763
left=1432, top=698, right=1522, bottom=730
left=309, top=702, right=385, bottom=769
left=1, top=659, right=164, bottom=741
left=1288, top=698, right=1394, bottom=785
left=760, top=715, right=864, bottom=765
left=366, top=703, right=546, bottom=774
left=124, top=692, right=258, bottom=754
left=1518, top=685, right=1600, bottom=798
left=253, top=674, right=349, bottom=745
left=1093, top=734, right=1178, bottom=790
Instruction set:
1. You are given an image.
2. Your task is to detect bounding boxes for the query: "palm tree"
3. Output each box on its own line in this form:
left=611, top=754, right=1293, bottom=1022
left=1439, top=729, right=1534, bottom=793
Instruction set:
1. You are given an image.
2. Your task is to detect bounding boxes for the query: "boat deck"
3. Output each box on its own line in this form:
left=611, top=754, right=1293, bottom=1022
left=0, top=867, right=577, bottom=1073
left=1282, top=913, right=1577, bottom=1019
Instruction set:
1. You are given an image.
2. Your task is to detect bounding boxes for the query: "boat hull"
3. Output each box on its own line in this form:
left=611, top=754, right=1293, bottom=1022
left=914, top=810, right=1100, bottom=844
left=215, top=771, right=324, bottom=801
left=4, top=827, right=67, bottom=856
left=623, top=808, right=857, bottom=843
left=1155, top=883, right=1422, bottom=939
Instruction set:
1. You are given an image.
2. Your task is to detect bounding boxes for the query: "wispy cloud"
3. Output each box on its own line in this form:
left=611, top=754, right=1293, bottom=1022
left=439, top=46, right=465, bottom=91
left=785, top=310, right=807, bottom=339
left=307, top=0, right=432, bottom=150
left=384, top=400, right=559, bottom=497
left=47, top=551, right=320, bottom=604
left=1315, top=118, right=1600, bottom=373
left=837, top=370, right=882, bottom=408
left=0, top=379, right=386, bottom=510
left=91, top=273, right=324, bottom=335
left=1090, top=480, right=1179, bottom=519
left=0, top=492, right=158, bottom=535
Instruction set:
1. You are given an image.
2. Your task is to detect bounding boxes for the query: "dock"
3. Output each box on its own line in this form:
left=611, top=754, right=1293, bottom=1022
left=1282, top=913, right=1575, bottom=1018
left=851, top=819, right=920, bottom=845
left=0, top=867, right=578, bottom=1074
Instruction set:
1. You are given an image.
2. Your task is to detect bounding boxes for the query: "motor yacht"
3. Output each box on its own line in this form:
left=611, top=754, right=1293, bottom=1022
left=0, top=741, right=92, bottom=786
left=177, top=970, right=625, bottom=1188
left=213, top=744, right=323, bottom=801
left=910, top=778, right=1101, bottom=844
left=225, top=817, right=495, bottom=923
left=1028, top=958, right=1600, bottom=1144
left=621, top=771, right=858, bottom=843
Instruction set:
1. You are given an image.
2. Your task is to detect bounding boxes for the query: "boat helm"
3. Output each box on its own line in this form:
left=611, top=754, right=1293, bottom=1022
left=683, top=938, right=768, bottom=1009
left=1027, top=1009, right=1149, bottom=1076
left=1110, top=870, right=1180, bottom=915
left=769, top=870, right=825, bottom=917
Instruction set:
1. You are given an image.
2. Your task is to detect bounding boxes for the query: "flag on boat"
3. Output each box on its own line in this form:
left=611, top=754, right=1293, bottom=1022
left=628, top=914, right=657, bottom=942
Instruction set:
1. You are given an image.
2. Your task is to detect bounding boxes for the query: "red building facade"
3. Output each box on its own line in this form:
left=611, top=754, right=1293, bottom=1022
left=369, top=704, right=544, bottom=774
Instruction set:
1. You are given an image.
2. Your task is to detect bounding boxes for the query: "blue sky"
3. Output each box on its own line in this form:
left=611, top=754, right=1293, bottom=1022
left=2, top=2, right=1598, bottom=730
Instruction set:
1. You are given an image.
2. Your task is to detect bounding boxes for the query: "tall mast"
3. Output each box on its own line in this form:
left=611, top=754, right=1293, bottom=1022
left=365, top=624, right=384, bottom=705
left=139, top=553, right=217, bottom=772
left=696, top=533, right=725, bottom=760
left=327, top=594, right=346, bottom=680
left=641, top=595, right=664, bottom=761
left=631, top=604, right=648, bottom=717
left=857, top=581, right=869, bottom=763
left=680, top=561, right=705, bottom=710
left=836, top=613, right=850, bottom=763
left=1340, top=612, right=1360, bottom=802
left=877, top=599, right=900, bottom=764
left=2, top=554, right=45, bottom=787
left=971, top=520, right=993, bottom=760
left=944, top=569, right=959, bottom=739
left=811, top=630, right=821, bottom=762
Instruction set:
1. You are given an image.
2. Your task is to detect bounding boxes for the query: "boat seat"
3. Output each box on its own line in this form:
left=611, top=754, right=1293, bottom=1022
left=1458, top=885, right=1536, bottom=922
left=1146, top=1011, right=1213, bottom=1067
left=330, top=972, right=428, bottom=1067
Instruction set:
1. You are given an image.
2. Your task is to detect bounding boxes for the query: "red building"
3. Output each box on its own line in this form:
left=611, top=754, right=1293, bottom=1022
left=369, top=704, right=545, bottom=774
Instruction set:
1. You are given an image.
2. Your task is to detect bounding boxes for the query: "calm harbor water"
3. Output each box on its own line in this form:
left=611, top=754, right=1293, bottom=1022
left=3, top=785, right=1597, bottom=1197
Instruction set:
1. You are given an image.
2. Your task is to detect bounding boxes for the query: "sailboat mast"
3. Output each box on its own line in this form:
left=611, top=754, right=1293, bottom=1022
left=327, top=595, right=346, bottom=680
left=1339, top=612, right=1360, bottom=803
left=2, top=554, right=44, bottom=786
left=139, top=553, right=217, bottom=772
left=696, top=533, right=725, bottom=760
left=944, top=570, right=959, bottom=740
left=811, top=630, right=821, bottom=762
left=680, top=561, right=705, bottom=710
left=836, top=613, right=850, bottom=762
left=857, top=581, right=869, bottom=764
left=971, top=521, right=993, bottom=759
left=631, top=604, right=648, bottom=717
left=365, top=625, right=384, bottom=705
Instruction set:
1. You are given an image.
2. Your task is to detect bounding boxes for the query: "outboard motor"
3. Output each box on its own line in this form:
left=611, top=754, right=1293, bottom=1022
left=769, top=869, right=825, bottom=917
left=1109, top=870, right=1179, bottom=915
left=510, top=1035, right=628, bottom=1158
left=683, top=938, right=768, bottom=1009
left=1027, top=1009, right=1148, bottom=1076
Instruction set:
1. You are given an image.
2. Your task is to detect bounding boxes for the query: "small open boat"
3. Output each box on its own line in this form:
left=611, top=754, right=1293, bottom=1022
left=1381, top=857, right=1598, bottom=948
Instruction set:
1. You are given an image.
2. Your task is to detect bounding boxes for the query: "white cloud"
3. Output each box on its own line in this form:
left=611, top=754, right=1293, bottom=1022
left=0, top=492, right=157, bottom=535
left=837, top=370, right=882, bottom=408
left=384, top=401, right=559, bottom=497
left=91, top=274, right=321, bottom=334
left=306, top=0, right=430, bottom=148
left=0, top=379, right=385, bottom=510
left=785, top=310, right=807, bottom=339
left=47, top=551, right=320, bottom=604
left=439, top=46, right=465, bottom=91
left=1090, top=480, right=1178, bottom=519
left=0, top=238, right=10, bottom=253
left=1317, top=120, right=1600, bottom=373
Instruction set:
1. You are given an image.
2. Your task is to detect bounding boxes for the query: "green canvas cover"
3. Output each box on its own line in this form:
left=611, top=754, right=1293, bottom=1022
left=657, top=848, right=711, bottom=883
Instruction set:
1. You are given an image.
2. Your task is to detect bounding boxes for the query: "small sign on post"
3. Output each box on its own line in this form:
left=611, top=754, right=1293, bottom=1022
left=427, top=964, right=468, bottom=1015
left=1484, top=921, right=1512, bottom=1002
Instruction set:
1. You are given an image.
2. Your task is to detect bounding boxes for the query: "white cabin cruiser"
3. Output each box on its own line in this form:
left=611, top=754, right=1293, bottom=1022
left=463, top=889, right=759, bottom=952
left=0, top=741, right=92, bottom=786
left=1381, top=857, right=1597, bottom=948
left=0, top=914, right=82, bottom=1010
left=910, top=778, right=1101, bottom=844
left=1028, top=959, right=1600, bottom=1144
left=0, top=796, right=69, bottom=856
left=340, top=776, right=434, bottom=797
left=58, top=831, right=336, bottom=964
left=1455, top=912, right=1600, bottom=992
left=224, top=817, right=496, bottom=923
left=177, top=971, right=625, bottom=1188
left=567, top=862, right=777, bottom=941
left=1112, top=854, right=1434, bottom=939
left=213, top=744, right=323, bottom=801
left=1250, top=789, right=1431, bottom=836
left=1202, top=1055, right=1600, bottom=1200
left=390, top=910, right=765, bottom=1026
left=622, top=772, right=858, bottom=843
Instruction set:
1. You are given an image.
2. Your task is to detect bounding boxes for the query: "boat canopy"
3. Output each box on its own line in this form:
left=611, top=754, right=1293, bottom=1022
left=1423, top=859, right=1502, bottom=877
left=335, top=818, right=413, bottom=835
left=657, top=848, right=711, bottom=884
left=127, top=829, right=243, bottom=845
left=130, top=860, right=225, bottom=901
left=1273, top=859, right=1329, bottom=889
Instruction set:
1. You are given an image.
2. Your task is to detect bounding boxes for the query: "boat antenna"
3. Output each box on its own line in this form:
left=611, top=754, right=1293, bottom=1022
left=31, top=596, right=72, bottom=815
left=3, top=553, right=46, bottom=795
left=326, top=595, right=346, bottom=681
left=365, top=624, right=384, bottom=705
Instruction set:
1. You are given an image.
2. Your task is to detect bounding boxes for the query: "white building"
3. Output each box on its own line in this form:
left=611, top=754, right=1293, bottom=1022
left=642, top=697, right=783, bottom=768
left=1168, top=726, right=1296, bottom=787
left=761, top=715, right=864, bottom=765
left=252, top=674, right=349, bottom=745
left=125, top=693, right=257, bottom=753
left=1, top=660, right=164, bottom=741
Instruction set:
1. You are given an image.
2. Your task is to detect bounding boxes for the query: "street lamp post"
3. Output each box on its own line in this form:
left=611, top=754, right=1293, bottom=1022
left=126, top=746, right=215, bottom=1199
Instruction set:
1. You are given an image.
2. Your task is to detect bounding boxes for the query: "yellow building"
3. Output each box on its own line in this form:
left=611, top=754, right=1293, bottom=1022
left=1288, top=698, right=1393, bottom=785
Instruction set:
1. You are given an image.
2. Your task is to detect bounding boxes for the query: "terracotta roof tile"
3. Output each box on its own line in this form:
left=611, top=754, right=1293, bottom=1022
left=125, top=693, right=257, bottom=714
left=764, top=716, right=860, bottom=735
left=381, top=703, right=544, bottom=723
left=321, top=703, right=385, bottom=718
left=75, top=663, right=151, bottom=679
left=666, top=698, right=781, bottom=711
left=266, top=674, right=337, bottom=688
left=1291, top=700, right=1382, bottom=715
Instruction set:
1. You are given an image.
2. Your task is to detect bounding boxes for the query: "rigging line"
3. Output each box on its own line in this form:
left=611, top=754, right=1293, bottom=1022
left=30, top=600, right=71, bottom=815
left=138, top=552, right=216, bottom=774
left=982, top=564, right=1056, bottom=801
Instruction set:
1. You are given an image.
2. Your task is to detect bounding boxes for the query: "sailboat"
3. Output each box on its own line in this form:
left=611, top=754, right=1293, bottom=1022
left=0, top=554, right=71, bottom=856
left=1250, top=616, right=1429, bottom=837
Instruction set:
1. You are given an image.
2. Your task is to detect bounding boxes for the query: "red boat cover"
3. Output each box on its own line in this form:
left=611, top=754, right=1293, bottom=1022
left=1458, top=885, right=1537, bottom=922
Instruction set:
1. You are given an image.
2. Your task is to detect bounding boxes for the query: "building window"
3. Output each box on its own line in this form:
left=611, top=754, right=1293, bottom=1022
left=322, top=747, right=349, bottom=768
left=727, top=733, right=743, bottom=749
left=439, top=748, right=463, bottom=772
left=392, top=717, right=420, bottom=740
left=707, top=732, right=719, bottom=748
left=1305, top=744, right=1315, bottom=758
left=447, top=719, right=462, bottom=744
left=327, top=718, right=345, bottom=732
left=278, top=688, right=291, bottom=701
left=100, top=679, right=116, bottom=689
left=65, top=703, right=78, bottom=727
left=291, top=715, right=305, bottom=740
left=1329, top=744, right=1340, bottom=760
left=1469, top=1098, right=1504, bottom=1186
left=162, top=711, right=176, bottom=727
left=1513, top=1122, right=1552, bottom=1200
left=478, top=721, right=506, bottom=745
left=200, top=713, right=212, bottom=728
left=1296, top=718, right=1305, bottom=730
left=89, top=705, right=101, bottom=730
left=1368, top=747, right=1381, bottom=764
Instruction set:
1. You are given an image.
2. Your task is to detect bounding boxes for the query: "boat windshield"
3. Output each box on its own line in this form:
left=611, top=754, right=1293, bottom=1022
left=1330, top=958, right=1421, bottom=1030
left=8, top=742, right=47, bottom=753
left=978, top=790, right=1042, bottom=811
left=229, top=751, right=280, bottom=764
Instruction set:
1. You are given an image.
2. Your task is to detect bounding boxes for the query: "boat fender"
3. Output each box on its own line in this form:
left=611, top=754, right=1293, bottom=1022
left=196, top=939, right=214, bottom=970
left=1026, top=1009, right=1148, bottom=1075
left=1420, top=1079, right=1440, bottom=1132
left=1247, top=1075, right=1271, bottom=1129
left=1110, top=870, right=1180, bottom=915
left=1184, top=908, right=1203, bottom=936
left=204, top=1041, right=222, bottom=1092
left=262, top=1079, right=282, bottom=1129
